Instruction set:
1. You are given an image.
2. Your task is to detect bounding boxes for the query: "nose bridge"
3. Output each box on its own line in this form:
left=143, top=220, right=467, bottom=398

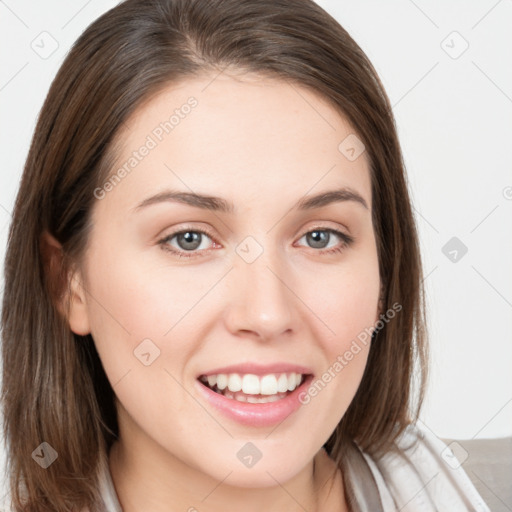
left=226, top=234, right=295, bottom=339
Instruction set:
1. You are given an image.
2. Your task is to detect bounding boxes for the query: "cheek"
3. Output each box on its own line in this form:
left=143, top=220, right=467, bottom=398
left=82, top=243, right=230, bottom=386
left=299, top=275, right=375, bottom=431
left=85, top=242, right=192, bottom=335
left=82, top=253, right=200, bottom=436
left=311, top=342, right=371, bottom=436
left=293, top=246, right=379, bottom=415
left=297, top=254, right=380, bottom=353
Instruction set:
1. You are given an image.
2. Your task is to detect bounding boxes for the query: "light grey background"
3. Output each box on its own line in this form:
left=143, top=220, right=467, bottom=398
left=0, top=2, right=510, bottom=487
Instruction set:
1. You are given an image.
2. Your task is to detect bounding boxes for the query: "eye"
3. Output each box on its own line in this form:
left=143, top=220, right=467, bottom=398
left=158, top=227, right=218, bottom=258
left=296, top=228, right=354, bottom=255
left=158, top=226, right=354, bottom=259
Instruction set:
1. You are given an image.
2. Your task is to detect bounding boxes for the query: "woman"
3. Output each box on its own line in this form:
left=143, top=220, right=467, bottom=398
left=1, top=0, right=490, bottom=510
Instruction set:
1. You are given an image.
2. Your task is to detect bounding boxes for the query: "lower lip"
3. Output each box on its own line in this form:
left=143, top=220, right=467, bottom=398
left=195, top=375, right=314, bottom=428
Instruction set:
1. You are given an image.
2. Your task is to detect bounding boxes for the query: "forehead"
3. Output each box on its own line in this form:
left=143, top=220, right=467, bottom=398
left=98, top=72, right=372, bottom=216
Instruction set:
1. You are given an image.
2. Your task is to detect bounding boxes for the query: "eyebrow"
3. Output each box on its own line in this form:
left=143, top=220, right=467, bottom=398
left=131, top=187, right=368, bottom=214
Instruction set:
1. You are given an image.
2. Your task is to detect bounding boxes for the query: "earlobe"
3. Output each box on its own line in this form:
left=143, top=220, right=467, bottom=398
left=375, top=287, right=385, bottom=322
left=40, top=231, right=91, bottom=336
left=378, top=296, right=384, bottom=317
left=67, top=271, right=91, bottom=336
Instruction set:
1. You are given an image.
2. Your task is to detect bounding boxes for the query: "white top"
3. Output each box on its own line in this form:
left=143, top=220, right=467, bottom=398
left=96, top=423, right=490, bottom=511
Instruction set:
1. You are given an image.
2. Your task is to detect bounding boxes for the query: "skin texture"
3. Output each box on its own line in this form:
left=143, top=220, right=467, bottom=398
left=63, top=72, right=381, bottom=511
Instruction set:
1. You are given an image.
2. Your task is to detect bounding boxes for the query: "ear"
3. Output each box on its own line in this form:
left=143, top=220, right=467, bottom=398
left=40, top=231, right=91, bottom=336
left=373, top=283, right=385, bottom=326
left=378, top=293, right=385, bottom=316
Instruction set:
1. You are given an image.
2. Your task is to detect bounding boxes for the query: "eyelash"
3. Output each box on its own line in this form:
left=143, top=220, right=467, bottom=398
left=158, top=226, right=354, bottom=259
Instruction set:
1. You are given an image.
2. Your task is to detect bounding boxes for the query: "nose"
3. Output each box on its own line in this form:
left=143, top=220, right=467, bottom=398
left=223, top=244, right=297, bottom=342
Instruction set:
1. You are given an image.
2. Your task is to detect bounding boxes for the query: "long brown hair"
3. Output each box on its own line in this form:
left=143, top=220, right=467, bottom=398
left=1, top=0, right=428, bottom=509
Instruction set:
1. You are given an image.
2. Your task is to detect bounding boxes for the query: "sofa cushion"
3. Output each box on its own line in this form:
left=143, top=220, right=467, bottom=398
left=442, top=437, right=512, bottom=512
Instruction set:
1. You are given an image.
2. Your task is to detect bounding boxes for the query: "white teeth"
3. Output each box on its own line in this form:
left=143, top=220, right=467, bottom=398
left=201, top=371, right=305, bottom=396
left=216, top=374, right=228, bottom=390
left=227, top=374, right=242, bottom=392
left=277, top=373, right=289, bottom=393
left=242, top=374, right=260, bottom=394
left=287, top=373, right=297, bottom=391
left=246, top=394, right=281, bottom=404
left=260, top=375, right=277, bottom=395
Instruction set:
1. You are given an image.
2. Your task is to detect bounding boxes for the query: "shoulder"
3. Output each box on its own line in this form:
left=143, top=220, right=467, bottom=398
left=358, top=423, right=491, bottom=512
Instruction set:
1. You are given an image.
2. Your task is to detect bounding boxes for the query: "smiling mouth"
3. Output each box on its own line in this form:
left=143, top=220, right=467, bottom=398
left=198, top=372, right=308, bottom=404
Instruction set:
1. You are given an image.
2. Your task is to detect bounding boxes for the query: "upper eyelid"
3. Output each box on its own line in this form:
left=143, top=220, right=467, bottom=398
left=161, top=225, right=218, bottom=243
left=161, top=222, right=349, bottom=239
left=160, top=224, right=351, bottom=250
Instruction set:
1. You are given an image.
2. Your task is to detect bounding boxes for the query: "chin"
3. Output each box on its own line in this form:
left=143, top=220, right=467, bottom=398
left=200, top=449, right=311, bottom=489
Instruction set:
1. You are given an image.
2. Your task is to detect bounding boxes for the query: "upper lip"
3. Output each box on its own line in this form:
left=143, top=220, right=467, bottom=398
left=198, top=362, right=314, bottom=378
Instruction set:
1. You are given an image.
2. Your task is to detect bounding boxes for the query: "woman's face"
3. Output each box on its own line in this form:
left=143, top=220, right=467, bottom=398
left=69, top=72, right=380, bottom=487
